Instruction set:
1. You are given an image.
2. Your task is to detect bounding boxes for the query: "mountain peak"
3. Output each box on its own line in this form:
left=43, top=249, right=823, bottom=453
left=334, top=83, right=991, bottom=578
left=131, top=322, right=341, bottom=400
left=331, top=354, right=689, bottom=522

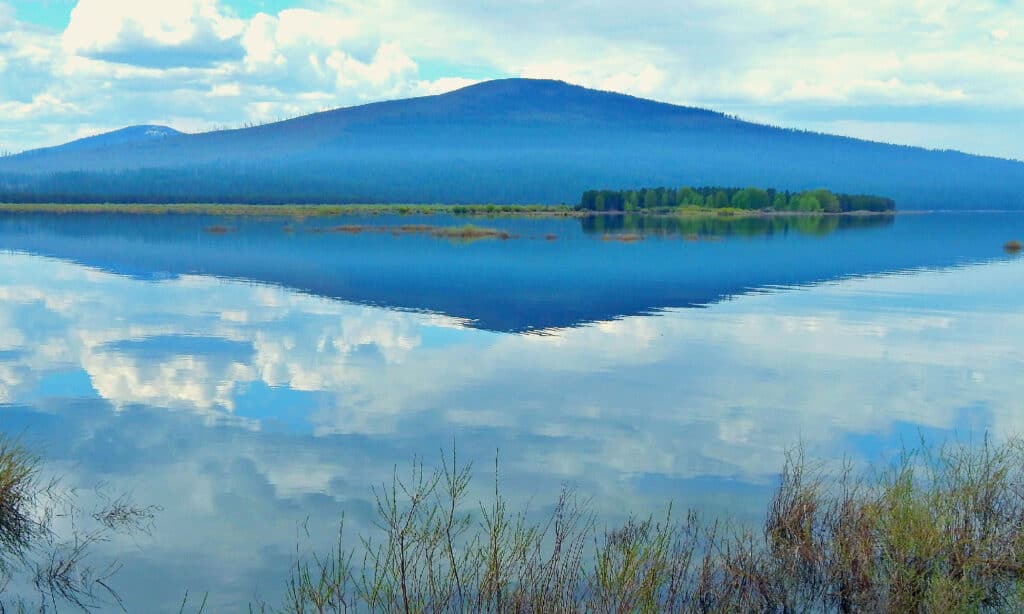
left=16, top=124, right=182, bottom=158
left=68, top=124, right=183, bottom=145
left=436, top=77, right=712, bottom=115
left=446, top=78, right=580, bottom=95
left=1, top=79, right=1021, bottom=210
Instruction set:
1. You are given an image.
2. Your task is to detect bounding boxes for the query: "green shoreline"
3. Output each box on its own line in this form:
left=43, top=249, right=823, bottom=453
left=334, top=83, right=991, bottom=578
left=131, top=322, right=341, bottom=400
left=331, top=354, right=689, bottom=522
left=0, top=202, right=900, bottom=218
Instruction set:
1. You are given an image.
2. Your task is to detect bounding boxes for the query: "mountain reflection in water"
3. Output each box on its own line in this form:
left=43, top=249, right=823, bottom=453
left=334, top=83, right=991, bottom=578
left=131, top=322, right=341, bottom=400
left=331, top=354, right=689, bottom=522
left=1, top=211, right=1023, bottom=611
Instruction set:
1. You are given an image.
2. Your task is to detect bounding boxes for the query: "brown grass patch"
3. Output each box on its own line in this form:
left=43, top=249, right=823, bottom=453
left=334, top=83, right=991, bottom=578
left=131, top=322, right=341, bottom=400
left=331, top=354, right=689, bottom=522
left=326, top=225, right=366, bottom=234
left=203, top=225, right=232, bottom=234
left=602, top=233, right=644, bottom=243
left=298, top=222, right=517, bottom=242
left=395, top=224, right=436, bottom=234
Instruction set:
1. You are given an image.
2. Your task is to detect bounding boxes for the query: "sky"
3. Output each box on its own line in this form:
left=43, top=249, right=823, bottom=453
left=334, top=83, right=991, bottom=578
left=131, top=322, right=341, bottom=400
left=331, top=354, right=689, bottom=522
left=0, top=0, right=1021, bottom=159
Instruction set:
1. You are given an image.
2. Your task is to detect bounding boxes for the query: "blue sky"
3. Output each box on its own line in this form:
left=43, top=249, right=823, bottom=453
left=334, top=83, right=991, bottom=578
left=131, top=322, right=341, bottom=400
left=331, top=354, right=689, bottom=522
left=0, top=0, right=1021, bottom=159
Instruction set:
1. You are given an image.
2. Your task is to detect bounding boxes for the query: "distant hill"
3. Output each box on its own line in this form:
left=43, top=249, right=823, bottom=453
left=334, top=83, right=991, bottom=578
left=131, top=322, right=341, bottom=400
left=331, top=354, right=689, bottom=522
left=1, top=79, right=1022, bottom=209
left=13, top=125, right=182, bottom=159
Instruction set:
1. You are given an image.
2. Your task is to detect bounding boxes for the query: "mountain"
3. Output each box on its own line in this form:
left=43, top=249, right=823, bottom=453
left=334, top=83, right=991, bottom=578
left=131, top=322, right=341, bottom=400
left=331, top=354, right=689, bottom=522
left=13, top=125, right=182, bottom=159
left=0, top=211, right=1020, bottom=332
left=1, top=79, right=1022, bottom=209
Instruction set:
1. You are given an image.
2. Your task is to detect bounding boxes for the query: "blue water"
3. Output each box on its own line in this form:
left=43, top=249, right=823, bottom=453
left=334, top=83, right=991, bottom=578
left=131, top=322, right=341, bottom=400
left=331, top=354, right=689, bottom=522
left=1, top=211, right=1023, bottom=611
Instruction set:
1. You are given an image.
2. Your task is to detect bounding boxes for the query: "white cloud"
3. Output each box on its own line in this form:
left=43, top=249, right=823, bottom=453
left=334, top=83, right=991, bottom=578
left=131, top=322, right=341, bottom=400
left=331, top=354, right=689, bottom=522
left=0, top=92, right=80, bottom=119
left=4, top=245, right=1024, bottom=608
left=326, top=42, right=417, bottom=90
left=4, top=249, right=1024, bottom=482
left=781, top=77, right=967, bottom=104
left=63, top=0, right=246, bottom=67
left=521, top=60, right=666, bottom=97
left=418, top=77, right=480, bottom=95
left=0, top=0, right=1022, bottom=157
left=240, top=9, right=416, bottom=99
left=210, top=82, right=240, bottom=97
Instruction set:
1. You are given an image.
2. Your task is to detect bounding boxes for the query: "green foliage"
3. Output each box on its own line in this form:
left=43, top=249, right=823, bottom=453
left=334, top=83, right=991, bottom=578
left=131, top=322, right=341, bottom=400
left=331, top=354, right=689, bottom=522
left=643, top=190, right=659, bottom=210
left=809, top=189, right=841, bottom=213
left=731, top=187, right=771, bottom=210
left=794, top=193, right=824, bottom=212
left=258, top=437, right=1024, bottom=613
left=712, top=190, right=730, bottom=208
left=580, top=186, right=895, bottom=213
left=676, top=187, right=704, bottom=207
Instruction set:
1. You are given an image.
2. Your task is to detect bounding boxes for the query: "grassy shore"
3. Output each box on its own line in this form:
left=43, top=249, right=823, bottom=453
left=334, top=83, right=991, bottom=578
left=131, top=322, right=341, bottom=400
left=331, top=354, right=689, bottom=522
left=7, top=434, right=1024, bottom=611
left=253, top=438, right=1024, bottom=613
left=0, top=202, right=897, bottom=219
left=0, top=203, right=580, bottom=217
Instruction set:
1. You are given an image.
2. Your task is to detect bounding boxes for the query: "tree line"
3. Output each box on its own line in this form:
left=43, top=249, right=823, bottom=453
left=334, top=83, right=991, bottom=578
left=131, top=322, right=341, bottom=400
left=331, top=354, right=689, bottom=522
left=579, top=186, right=896, bottom=213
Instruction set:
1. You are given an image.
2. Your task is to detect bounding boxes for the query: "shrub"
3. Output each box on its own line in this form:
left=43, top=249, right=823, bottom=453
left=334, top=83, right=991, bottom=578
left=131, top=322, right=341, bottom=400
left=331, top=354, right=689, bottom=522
left=256, top=438, right=1024, bottom=613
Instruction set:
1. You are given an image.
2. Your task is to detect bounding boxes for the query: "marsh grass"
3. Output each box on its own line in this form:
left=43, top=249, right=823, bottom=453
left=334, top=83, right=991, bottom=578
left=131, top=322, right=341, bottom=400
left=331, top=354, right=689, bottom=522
left=601, top=234, right=644, bottom=243
left=326, top=225, right=367, bottom=234
left=0, top=436, right=159, bottom=612
left=306, top=223, right=514, bottom=242
left=256, top=438, right=1024, bottom=613
left=203, top=225, right=232, bottom=234
left=0, top=439, right=37, bottom=566
left=429, top=225, right=512, bottom=242
left=0, top=204, right=579, bottom=218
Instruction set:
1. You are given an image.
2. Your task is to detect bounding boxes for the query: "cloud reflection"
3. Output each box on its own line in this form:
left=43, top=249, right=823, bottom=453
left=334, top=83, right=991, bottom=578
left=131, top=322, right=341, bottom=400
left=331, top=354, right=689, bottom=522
left=2, top=251, right=1023, bottom=473
left=1, top=250, right=1023, bottom=610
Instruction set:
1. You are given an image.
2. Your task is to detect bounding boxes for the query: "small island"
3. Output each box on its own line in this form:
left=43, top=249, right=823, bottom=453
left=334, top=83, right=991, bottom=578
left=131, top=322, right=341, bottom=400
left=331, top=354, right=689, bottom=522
left=579, top=186, right=895, bottom=213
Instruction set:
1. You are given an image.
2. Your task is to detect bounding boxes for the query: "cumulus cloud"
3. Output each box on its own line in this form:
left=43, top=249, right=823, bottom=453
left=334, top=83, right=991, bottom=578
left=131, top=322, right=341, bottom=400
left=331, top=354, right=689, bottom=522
left=0, top=92, right=80, bottom=119
left=0, top=0, right=1022, bottom=157
left=63, top=0, right=246, bottom=67
left=240, top=9, right=417, bottom=100
left=4, top=246, right=1024, bottom=608
left=3, top=249, right=1024, bottom=483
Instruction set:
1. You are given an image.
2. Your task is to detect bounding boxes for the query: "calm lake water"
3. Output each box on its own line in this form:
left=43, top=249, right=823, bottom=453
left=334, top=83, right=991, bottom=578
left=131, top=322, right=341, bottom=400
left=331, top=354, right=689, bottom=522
left=1, top=211, right=1023, bottom=611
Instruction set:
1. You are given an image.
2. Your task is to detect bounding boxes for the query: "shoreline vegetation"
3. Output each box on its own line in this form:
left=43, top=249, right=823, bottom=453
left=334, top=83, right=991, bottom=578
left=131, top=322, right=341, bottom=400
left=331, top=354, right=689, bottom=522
left=0, top=436, right=159, bottom=612
left=580, top=186, right=896, bottom=214
left=8, top=435, right=1024, bottom=611
left=0, top=201, right=897, bottom=218
left=251, top=437, right=1024, bottom=613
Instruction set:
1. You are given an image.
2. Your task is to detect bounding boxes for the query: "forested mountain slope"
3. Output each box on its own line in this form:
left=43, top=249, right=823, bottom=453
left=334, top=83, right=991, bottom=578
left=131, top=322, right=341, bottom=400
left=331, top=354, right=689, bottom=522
left=1, top=79, right=1021, bottom=209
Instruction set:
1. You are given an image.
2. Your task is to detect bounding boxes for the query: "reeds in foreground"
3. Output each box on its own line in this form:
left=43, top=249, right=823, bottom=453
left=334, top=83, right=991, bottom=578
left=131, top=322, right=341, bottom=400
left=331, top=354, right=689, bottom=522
left=256, top=438, right=1024, bottom=613
left=0, top=436, right=159, bottom=613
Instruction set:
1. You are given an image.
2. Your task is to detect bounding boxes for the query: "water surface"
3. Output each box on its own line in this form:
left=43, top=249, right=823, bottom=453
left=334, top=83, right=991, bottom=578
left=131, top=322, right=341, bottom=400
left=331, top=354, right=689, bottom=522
left=1, top=212, right=1022, bottom=610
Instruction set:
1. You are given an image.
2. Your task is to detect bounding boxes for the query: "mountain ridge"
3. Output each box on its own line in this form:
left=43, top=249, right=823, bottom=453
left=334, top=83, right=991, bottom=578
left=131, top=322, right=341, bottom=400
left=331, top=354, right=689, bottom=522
left=15, top=124, right=183, bottom=159
left=2, top=79, right=1022, bottom=209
